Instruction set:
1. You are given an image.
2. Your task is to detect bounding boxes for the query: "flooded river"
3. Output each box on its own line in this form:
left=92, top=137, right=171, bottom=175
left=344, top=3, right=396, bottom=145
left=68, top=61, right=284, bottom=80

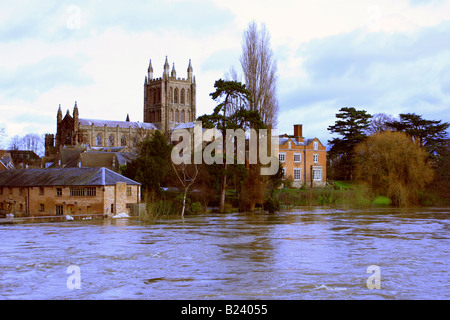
left=0, top=207, right=449, bottom=300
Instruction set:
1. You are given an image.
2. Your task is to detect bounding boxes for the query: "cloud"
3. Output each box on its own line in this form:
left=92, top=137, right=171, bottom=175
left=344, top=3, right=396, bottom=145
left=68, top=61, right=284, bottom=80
left=0, top=55, right=93, bottom=102
left=0, top=0, right=235, bottom=43
left=279, top=20, right=450, bottom=123
left=2, top=0, right=450, bottom=145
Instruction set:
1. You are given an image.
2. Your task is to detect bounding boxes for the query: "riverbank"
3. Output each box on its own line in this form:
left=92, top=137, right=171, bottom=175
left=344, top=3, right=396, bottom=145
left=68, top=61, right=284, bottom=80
left=273, top=181, right=450, bottom=209
left=0, top=213, right=106, bottom=224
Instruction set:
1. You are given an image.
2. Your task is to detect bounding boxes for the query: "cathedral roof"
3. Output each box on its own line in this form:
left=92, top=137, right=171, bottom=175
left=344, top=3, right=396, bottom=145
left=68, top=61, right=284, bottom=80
left=79, top=118, right=157, bottom=130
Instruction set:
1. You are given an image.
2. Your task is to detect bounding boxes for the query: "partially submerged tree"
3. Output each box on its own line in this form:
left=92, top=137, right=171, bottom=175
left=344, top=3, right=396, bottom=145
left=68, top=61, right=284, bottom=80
left=197, top=79, right=269, bottom=212
left=355, top=131, right=434, bottom=206
left=198, top=79, right=252, bottom=213
left=171, top=162, right=199, bottom=218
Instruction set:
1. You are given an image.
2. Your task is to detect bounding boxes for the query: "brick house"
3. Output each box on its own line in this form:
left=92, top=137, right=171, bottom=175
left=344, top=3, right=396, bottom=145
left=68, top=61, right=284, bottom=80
left=0, top=167, right=140, bottom=217
left=279, top=124, right=327, bottom=187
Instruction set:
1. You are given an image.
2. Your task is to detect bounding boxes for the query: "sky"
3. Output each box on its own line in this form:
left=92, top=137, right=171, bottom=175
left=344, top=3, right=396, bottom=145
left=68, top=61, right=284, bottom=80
left=1, top=0, right=450, bottom=149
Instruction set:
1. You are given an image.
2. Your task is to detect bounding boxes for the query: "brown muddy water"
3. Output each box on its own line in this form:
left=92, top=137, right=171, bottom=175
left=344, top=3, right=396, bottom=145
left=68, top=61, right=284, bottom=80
left=0, top=207, right=449, bottom=299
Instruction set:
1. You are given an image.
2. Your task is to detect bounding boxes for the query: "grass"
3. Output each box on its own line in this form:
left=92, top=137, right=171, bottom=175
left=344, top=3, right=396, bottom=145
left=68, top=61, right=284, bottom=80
left=274, top=184, right=373, bottom=209
left=372, top=195, right=392, bottom=205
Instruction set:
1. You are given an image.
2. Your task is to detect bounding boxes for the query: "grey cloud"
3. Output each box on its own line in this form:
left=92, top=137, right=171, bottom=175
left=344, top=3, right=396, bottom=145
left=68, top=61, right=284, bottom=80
left=281, top=21, right=450, bottom=117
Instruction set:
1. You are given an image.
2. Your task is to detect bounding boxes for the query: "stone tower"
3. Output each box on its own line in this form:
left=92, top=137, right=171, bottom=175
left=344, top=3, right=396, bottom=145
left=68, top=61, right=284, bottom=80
left=143, top=56, right=196, bottom=134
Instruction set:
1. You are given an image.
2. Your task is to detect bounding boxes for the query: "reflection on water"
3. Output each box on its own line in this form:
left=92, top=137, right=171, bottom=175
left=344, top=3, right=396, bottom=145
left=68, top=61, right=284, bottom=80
left=0, top=207, right=449, bottom=299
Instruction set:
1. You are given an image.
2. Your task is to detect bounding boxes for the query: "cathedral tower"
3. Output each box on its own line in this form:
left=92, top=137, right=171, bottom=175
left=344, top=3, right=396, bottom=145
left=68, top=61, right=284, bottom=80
left=143, top=56, right=196, bottom=134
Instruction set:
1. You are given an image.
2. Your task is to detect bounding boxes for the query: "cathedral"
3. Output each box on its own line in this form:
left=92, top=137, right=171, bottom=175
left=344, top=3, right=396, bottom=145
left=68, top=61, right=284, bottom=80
left=144, top=56, right=196, bottom=134
left=45, top=56, right=196, bottom=156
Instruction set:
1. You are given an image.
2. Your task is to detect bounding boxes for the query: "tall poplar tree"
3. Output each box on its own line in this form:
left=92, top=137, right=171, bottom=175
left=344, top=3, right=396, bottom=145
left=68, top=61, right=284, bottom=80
left=240, top=21, right=279, bottom=127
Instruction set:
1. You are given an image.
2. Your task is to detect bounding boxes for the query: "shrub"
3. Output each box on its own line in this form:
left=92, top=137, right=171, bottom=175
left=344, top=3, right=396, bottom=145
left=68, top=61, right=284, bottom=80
left=189, top=202, right=203, bottom=214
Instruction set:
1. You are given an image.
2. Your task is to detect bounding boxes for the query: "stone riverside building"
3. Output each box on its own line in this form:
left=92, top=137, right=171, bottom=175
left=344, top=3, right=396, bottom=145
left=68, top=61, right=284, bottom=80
left=0, top=167, right=140, bottom=217
left=279, top=124, right=327, bottom=187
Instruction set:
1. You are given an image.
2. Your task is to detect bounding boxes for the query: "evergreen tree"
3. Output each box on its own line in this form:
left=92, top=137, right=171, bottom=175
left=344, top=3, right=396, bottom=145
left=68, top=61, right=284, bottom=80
left=327, top=107, right=372, bottom=180
left=122, top=130, right=173, bottom=195
left=386, top=113, right=450, bottom=162
left=197, top=79, right=267, bottom=212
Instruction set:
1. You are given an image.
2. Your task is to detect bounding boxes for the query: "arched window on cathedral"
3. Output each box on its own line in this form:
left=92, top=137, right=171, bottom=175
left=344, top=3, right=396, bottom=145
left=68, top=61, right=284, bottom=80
left=186, top=110, right=190, bottom=122
left=65, top=132, right=72, bottom=145
left=180, top=110, right=185, bottom=123
left=174, top=88, right=179, bottom=103
left=170, top=109, right=174, bottom=121
left=170, top=87, right=173, bottom=103
left=157, top=89, right=160, bottom=103
left=96, top=133, right=102, bottom=146
left=175, top=110, right=179, bottom=123
left=121, top=135, right=127, bottom=147
left=109, top=134, right=115, bottom=147
left=181, top=88, right=185, bottom=104
left=187, top=89, right=190, bottom=105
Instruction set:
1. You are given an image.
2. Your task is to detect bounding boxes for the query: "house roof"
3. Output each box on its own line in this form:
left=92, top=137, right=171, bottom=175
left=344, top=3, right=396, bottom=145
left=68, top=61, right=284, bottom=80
left=0, top=167, right=140, bottom=187
left=79, top=118, right=157, bottom=130
left=278, top=136, right=317, bottom=146
left=0, top=157, right=14, bottom=170
left=79, top=153, right=116, bottom=169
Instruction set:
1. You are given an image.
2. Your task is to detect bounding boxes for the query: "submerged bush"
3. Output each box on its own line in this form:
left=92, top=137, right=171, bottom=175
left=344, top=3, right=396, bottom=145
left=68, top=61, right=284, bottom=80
left=355, top=131, right=434, bottom=206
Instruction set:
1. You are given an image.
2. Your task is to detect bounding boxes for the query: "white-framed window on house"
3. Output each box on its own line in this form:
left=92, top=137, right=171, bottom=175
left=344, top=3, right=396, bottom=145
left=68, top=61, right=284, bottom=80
left=288, top=141, right=292, bottom=149
left=313, top=154, right=319, bottom=163
left=279, top=153, right=286, bottom=163
left=313, top=169, right=322, bottom=181
left=314, top=141, right=319, bottom=150
left=294, top=153, right=301, bottom=163
left=294, top=168, right=302, bottom=180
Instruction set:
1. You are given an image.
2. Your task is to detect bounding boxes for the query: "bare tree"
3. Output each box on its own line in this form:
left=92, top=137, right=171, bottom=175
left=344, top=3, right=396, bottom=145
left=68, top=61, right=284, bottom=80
left=21, top=133, right=44, bottom=156
left=0, top=128, right=6, bottom=148
left=366, top=113, right=395, bottom=135
left=8, top=135, right=23, bottom=150
left=171, top=163, right=199, bottom=219
left=240, top=21, right=279, bottom=127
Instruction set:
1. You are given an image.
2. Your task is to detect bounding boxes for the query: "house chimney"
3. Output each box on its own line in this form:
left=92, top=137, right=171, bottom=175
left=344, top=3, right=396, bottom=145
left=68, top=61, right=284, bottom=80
left=294, top=124, right=303, bottom=142
left=294, top=124, right=302, bottom=137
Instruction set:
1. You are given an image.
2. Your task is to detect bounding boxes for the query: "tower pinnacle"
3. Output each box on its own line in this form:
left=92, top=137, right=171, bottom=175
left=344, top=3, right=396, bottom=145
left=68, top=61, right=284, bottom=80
left=148, top=59, right=153, bottom=80
left=171, top=63, right=177, bottom=78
